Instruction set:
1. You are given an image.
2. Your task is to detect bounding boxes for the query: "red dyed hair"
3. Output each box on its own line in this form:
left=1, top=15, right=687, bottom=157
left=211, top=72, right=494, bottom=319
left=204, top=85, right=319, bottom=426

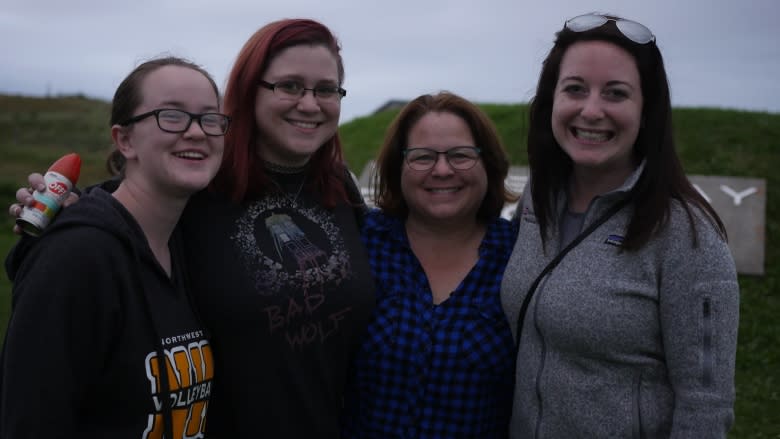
left=211, top=18, right=349, bottom=207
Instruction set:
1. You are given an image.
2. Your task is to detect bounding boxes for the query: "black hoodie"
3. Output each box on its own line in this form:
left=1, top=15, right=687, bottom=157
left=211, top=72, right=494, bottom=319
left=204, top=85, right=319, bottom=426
left=0, top=187, right=213, bottom=439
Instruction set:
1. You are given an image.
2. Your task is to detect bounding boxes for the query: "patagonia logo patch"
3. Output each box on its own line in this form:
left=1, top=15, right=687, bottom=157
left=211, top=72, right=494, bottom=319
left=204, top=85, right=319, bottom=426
left=605, top=234, right=625, bottom=247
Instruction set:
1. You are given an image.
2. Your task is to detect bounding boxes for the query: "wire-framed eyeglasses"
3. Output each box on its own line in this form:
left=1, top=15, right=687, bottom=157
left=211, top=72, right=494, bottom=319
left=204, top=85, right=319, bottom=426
left=403, top=147, right=482, bottom=171
left=259, top=80, right=347, bottom=102
left=119, top=108, right=230, bottom=136
left=565, top=14, right=655, bottom=44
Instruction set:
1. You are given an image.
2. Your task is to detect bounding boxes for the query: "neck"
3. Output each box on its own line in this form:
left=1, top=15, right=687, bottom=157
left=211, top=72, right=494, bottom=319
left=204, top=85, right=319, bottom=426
left=405, top=215, right=484, bottom=247
left=112, top=180, right=187, bottom=275
left=261, top=158, right=310, bottom=174
left=568, top=165, right=634, bottom=212
left=405, top=215, right=486, bottom=305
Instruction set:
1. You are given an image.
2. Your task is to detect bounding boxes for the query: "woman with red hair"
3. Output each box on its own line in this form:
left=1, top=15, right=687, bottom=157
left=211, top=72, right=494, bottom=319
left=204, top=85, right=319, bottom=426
left=180, top=19, right=375, bottom=438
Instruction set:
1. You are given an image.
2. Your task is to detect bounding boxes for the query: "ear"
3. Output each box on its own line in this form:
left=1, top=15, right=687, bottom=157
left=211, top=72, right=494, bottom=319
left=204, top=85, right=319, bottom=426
left=111, top=124, right=137, bottom=160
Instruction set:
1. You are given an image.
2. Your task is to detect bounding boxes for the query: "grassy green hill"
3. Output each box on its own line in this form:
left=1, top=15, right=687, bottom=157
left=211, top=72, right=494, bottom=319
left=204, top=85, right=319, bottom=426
left=0, top=95, right=778, bottom=437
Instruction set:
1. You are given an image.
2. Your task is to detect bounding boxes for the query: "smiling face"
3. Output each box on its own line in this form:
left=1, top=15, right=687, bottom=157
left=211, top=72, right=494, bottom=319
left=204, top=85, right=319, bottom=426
left=254, top=44, right=341, bottom=167
left=113, top=65, right=224, bottom=197
left=552, top=40, right=643, bottom=180
left=401, top=111, right=487, bottom=227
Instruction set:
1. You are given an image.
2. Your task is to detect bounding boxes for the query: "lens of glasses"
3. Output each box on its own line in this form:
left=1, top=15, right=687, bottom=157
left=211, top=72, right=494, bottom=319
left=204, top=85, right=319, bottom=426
left=273, top=81, right=304, bottom=98
left=565, top=14, right=654, bottom=44
left=404, top=147, right=481, bottom=171
left=157, top=110, right=189, bottom=131
left=312, top=86, right=341, bottom=100
left=565, top=14, right=609, bottom=32
left=615, top=20, right=655, bottom=44
left=272, top=80, right=344, bottom=101
left=198, top=113, right=230, bottom=135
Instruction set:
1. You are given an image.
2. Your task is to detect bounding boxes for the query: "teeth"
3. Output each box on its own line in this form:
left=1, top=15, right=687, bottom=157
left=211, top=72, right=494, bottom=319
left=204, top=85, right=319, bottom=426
left=174, top=151, right=206, bottom=160
left=290, top=121, right=318, bottom=129
left=575, top=128, right=609, bottom=142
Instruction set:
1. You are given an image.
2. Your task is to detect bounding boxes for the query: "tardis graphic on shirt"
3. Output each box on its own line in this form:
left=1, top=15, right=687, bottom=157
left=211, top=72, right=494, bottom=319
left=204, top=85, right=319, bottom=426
left=230, top=194, right=354, bottom=350
left=265, top=213, right=328, bottom=275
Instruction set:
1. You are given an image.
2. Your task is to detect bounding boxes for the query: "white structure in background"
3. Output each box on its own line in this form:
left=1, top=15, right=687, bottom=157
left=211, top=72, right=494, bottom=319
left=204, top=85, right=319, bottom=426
left=357, top=161, right=766, bottom=276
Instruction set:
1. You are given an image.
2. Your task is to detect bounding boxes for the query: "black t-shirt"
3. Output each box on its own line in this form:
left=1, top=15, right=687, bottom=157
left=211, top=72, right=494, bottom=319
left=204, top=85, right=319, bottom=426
left=180, top=173, right=375, bottom=438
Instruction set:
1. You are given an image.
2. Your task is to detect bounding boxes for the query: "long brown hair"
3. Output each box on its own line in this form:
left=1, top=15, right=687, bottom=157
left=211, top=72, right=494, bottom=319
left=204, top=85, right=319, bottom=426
left=527, top=15, right=726, bottom=249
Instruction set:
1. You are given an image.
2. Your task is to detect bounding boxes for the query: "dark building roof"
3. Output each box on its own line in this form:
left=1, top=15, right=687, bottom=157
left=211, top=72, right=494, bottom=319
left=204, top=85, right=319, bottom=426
left=373, top=99, right=408, bottom=114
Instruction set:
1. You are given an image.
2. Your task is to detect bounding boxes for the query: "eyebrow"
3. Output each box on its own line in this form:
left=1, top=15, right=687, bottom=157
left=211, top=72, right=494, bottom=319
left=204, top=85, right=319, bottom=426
left=157, top=100, right=219, bottom=112
left=270, top=75, right=339, bottom=85
left=560, top=76, right=636, bottom=90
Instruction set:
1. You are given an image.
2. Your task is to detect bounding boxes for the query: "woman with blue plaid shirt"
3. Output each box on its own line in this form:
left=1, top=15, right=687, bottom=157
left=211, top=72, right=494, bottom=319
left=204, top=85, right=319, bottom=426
left=341, top=92, right=519, bottom=438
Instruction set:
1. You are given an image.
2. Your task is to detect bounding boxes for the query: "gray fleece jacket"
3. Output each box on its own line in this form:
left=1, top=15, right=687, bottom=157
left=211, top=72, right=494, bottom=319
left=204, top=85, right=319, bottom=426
left=500, top=164, right=740, bottom=439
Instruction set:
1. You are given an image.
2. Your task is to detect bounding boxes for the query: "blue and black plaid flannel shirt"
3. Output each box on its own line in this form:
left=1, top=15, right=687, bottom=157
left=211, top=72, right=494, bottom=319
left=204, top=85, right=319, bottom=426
left=342, top=209, right=518, bottom=438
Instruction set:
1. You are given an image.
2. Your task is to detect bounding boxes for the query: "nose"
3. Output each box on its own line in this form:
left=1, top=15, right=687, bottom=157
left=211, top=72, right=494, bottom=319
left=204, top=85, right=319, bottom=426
left=296, top=90, right=322, bottom=112
left=183, top=119, right=207, bottom=139
left=430, top=153, right=455, bottom=176
left=580, top=95, right=605, bottom=121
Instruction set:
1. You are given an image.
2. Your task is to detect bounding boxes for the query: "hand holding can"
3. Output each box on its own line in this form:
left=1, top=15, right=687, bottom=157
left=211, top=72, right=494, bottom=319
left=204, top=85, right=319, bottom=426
left=16, top=153, right=82, bottom=236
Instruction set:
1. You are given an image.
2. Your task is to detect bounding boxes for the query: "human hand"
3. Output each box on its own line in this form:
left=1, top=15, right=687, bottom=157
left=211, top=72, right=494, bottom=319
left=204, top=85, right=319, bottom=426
left=8, top=173, right=79, bottom=235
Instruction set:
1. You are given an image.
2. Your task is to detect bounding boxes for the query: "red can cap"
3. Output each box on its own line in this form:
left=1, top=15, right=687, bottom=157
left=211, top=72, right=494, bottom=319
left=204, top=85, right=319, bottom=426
left=48, top=153, right=82, bottom=185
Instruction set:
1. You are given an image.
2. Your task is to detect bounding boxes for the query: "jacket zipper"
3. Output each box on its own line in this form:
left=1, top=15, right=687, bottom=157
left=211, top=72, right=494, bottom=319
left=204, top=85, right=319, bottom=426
left=532, top=276, right=549, bottom=439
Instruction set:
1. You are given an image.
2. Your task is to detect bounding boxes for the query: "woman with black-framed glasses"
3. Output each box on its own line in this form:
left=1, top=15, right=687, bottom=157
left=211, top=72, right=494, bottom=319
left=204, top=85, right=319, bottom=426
left=1, top=56, right=222, bottom=438
left=500, top=13, right=739, bottom=438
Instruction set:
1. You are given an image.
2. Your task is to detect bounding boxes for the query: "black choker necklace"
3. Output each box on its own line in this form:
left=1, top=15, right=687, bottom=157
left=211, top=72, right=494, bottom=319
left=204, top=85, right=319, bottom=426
left=262, top=159, right=309, bottom=174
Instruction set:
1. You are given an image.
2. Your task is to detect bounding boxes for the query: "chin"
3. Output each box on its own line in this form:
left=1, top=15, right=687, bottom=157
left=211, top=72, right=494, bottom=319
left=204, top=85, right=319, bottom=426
left=423, top=208, right=467, bottom=222
left=293, top=143, right=326, bottom=158
left=174, top=175, right=212, bottom=194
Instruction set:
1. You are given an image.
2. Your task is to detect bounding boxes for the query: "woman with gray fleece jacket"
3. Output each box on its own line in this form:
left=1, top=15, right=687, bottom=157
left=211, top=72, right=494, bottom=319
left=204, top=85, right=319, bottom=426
left=501, top=14, right=739, bottom=439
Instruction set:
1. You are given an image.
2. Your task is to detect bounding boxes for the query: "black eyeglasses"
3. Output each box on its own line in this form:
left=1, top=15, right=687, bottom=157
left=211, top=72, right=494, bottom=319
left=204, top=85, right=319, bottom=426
left=565, top=14, right=655, bottom=44
left=403, top=147, right=482, bottom=171
left=119, top=108, right=230, bottom=136
left=259, top=80, right=346, bottom=102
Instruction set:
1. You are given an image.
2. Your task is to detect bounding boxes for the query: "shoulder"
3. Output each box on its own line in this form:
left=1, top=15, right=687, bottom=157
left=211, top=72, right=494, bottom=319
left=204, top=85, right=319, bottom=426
left=488, top=217, right=519, bottom=240
left=184, top=188, right=226, bottom=212
left=19, top=193, right=131, bottom=277
left=655, top=199, right=736, bottom=275
left=11, top=225, right=130, bottom=309
left=665, top=199, right=727, bottom=247
left=23, top=226, right=127, bottom=274
left=362, top=208, right=397, bottom=232
left=483, top=217, right=518, bottom=259
left=360, top=209, right=404, bottom=248
left=181, top=189, right=232, bottom=229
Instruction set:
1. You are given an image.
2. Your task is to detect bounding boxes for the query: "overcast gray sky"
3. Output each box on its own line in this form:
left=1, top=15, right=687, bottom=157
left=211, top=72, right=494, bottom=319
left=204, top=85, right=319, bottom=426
left=2, top=0, right=778, bottom=123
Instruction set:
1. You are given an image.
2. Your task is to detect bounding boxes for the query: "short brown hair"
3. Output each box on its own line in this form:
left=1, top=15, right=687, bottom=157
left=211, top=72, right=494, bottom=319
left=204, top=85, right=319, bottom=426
left=373, top=91, right=516, bottom=221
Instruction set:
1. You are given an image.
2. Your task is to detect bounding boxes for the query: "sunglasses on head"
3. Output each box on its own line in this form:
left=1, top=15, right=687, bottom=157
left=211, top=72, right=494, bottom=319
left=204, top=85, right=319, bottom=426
left=565, top=14, right=655, bottom=44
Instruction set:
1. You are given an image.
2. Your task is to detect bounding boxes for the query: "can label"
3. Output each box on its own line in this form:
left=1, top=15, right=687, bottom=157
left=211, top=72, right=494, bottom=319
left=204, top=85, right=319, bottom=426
left=17, top=171, right=75, bottom=235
